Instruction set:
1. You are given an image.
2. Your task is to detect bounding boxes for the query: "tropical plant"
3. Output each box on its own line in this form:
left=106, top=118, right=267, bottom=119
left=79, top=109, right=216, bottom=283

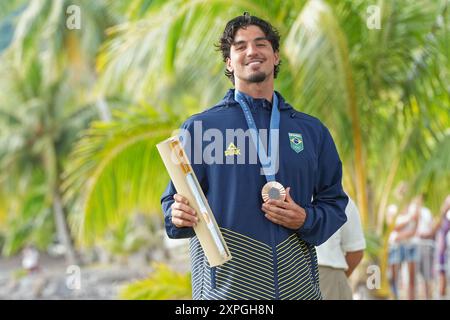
left=62, top=106, right=179, bottom=245
left=119, top=262, right=191, bottom=300
left=0, top=0, right=117, bottom=261
left=0, top=171, right=54, bottom=256
left=0, top=56, right=97, bottom=261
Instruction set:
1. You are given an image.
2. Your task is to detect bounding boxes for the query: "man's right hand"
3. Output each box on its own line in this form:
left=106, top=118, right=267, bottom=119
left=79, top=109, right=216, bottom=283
left=171, top=194, right=198, bottom=228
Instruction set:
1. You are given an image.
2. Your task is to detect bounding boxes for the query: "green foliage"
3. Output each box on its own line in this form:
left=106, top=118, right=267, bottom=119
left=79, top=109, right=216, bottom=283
left=0, top=171, right=55, bottom=257
left=101, top=214, right=163, bottom=258
left=364, top=229, right=383, bottom=262
left=0, top=0, right=449, bottom=265
left=103, top=217, right=148, bottom=257
left=119, top=263, right=192, bottom=300
left=63, top=106, right=180, bottom=245
left=0, top=0, right=117, bottom=259
left=0, top=233, right=4, bottom=254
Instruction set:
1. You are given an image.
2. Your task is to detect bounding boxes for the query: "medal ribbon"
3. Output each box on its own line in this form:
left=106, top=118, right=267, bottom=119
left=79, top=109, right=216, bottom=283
left=234, top=90, right=280, bottom=182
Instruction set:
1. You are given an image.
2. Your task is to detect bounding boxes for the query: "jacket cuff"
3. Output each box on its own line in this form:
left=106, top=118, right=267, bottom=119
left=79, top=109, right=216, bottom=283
left=297, top=206, right=314, bottom=234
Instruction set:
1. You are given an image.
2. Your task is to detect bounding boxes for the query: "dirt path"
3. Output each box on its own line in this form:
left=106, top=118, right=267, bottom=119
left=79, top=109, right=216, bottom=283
left=0, top=253, right=153, bottom=300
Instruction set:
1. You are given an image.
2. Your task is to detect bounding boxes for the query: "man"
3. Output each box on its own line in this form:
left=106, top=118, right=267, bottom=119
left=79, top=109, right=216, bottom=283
left=161, top=13, right=348, bottom=300
left=316, top=197, right=366, bottom=300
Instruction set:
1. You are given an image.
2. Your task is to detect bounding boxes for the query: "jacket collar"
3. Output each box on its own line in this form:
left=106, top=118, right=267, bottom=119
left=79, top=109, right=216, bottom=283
left=215, top=88, right=293, bottom=111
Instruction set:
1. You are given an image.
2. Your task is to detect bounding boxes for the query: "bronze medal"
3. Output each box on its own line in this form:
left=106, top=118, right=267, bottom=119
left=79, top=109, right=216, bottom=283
left=262, top=181, right=286, bottom=202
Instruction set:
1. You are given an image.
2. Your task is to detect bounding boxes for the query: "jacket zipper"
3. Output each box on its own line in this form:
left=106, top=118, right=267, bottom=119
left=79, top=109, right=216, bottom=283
left=271, top=220, right=280, bottom=299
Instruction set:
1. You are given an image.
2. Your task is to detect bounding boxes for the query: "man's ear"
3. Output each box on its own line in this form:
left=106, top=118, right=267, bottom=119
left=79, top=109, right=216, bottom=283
left=226, top=57, right=233, bottom=72
left=274, top=51, right=280, bottom=66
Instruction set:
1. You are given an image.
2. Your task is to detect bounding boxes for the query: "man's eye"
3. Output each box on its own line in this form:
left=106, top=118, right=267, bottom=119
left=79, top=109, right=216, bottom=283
left=256, top=43, right=267, bottom=47
left=235, top=45, right=245, bottom=50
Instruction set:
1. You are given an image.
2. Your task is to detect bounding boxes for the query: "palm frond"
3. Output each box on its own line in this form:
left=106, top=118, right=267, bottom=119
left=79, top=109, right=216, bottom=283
left=97, top=0, right=283, bottom=108
left=63, top=106, right=181, bottom=244
left=0, top=170, right=54, bottom=256
left=284, top=0, right=370, bottom=225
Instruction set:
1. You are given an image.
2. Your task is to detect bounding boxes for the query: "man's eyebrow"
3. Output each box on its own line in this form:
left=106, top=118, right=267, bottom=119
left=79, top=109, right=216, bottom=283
left=232, top=37, right=269, bottom=45
left=232, top=40, right=246, bottom=46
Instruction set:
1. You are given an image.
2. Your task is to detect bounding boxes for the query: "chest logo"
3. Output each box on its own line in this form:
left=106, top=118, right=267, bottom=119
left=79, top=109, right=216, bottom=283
left=289, top=133, right=304, bottom=153
left=224, top=142, right=241, bottom=156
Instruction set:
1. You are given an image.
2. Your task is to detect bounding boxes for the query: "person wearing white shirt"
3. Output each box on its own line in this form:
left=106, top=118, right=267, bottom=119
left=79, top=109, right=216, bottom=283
left=316, top=197, right=366, bottom=299
left=387, top=200, right=419, bottom=300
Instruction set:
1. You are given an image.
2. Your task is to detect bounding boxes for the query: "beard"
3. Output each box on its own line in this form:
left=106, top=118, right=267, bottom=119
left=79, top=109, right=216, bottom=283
left=246, top=71, right=267, bottom=83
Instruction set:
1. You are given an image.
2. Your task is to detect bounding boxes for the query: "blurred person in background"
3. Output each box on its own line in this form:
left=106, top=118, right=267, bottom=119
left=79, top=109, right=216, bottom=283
left=388, top=197, right=419, bottom=300
left=21, top=245, right=40, bottom=273
left=316, top=197, right=366, bottom=299
left=387, top=203, right=401, bottom=298
left=412, top=194, right=435, bottom=299
left=436, top=196, right=450, bottom=298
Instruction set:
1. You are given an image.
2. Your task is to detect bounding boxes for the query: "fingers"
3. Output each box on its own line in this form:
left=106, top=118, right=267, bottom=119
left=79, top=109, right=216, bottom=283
left=171, top=207, right=198, bottom=227
left=262, top=203, right=289, bottom=216
left=261, top=204, right=289, bottom=223
left=261, top=201, right=298, bottom=228
left=262, top=207, right=289, bottom=227
left=264, top=212, right=286, bottom=227
left=285, top=187, right=294, bottom=203
left=171, top=194, right=198, bottom=228
left=262, top=189, right=306, bottom=230
left=172, top=201, right=196, bottom=216
left=173, top=193, right=189, bottom=205
left=266, top=199, right=292, bottom=209
left=171, top=215, right=197, bottom=228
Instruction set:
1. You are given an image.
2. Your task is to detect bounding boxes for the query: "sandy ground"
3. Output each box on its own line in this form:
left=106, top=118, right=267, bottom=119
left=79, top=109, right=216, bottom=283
left=0, top=253, right=156, bottom=299
left=2, top=240, right=447, bottom=300
left=0, top=239, right=191, bottom=300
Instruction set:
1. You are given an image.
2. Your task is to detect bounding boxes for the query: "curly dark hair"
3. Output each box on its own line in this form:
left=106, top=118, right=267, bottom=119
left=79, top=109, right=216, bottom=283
left=217, top=13, right=281, bottom=84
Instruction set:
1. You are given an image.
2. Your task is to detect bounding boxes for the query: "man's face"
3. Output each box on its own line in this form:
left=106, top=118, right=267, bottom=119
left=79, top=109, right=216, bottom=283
left=226, top=25, right=280, bottom=84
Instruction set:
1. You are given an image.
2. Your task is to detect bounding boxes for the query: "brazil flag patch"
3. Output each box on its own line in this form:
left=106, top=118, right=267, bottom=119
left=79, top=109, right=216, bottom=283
left=289, top=133, right=304, bottom=153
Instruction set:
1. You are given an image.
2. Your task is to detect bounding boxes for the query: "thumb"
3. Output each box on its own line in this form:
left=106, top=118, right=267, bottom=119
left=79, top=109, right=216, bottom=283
left=285, top=187, right=294, bottom=203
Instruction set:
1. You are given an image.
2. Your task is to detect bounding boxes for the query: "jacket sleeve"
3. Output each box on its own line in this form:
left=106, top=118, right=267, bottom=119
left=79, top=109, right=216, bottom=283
left=160, top=118, right=208, bottom=239
left=297, top=125, right=348, bottom=246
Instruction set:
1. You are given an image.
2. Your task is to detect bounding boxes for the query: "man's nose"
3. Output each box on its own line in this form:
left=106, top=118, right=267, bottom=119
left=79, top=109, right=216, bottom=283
left=246, top=43, right=258, bottom=57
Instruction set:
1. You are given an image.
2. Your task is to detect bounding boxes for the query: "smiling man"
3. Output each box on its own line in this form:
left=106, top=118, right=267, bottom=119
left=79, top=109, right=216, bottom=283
left=226, top=24, right=279, bottom=90
left=161, top=13, right=348, bottom=300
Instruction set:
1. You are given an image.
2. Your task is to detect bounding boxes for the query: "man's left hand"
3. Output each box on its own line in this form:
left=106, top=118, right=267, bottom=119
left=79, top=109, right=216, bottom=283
left=261, top=187, right=306, bottom=230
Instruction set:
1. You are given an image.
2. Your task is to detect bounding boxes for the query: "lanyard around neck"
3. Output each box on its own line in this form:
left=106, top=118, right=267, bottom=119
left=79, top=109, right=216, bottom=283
left=234, top=90, right=280, bottom=182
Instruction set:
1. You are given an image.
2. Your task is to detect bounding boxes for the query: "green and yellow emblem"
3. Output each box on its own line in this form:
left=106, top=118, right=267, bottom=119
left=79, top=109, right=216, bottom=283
left=224, top=142, right=240, bottom=156
left=289, top=133, right=304, bottom=153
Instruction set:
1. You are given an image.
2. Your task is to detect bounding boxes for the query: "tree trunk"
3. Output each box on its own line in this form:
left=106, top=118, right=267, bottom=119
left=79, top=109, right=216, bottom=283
left=53, top=186, right=79, bottom=265
left=43, top=136, right=80, bottom=265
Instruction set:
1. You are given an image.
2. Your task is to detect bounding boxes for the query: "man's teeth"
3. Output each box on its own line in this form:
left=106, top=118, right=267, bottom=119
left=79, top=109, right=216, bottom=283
left=248, top=61, right=262, bottom=65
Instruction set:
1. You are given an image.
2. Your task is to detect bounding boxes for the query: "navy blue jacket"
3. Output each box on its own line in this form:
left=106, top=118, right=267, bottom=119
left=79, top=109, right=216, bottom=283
left=161, top=89, right=348, bottom=300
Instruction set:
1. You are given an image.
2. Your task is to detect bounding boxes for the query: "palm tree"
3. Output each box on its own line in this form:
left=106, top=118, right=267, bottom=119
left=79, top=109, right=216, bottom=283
left=0, top=0, right=118, bottom=262
left=0, top=57, right=98, bottom=262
